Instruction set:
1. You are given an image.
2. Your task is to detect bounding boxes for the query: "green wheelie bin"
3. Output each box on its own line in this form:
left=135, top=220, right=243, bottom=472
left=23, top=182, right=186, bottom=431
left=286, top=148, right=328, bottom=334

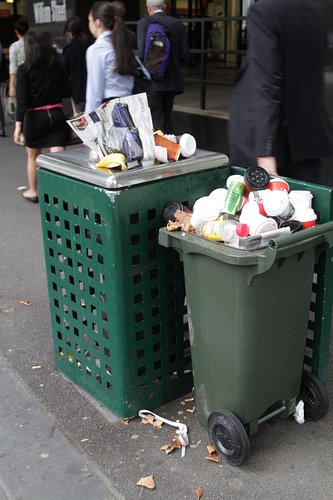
left=159, top=218, right=333, bottom=466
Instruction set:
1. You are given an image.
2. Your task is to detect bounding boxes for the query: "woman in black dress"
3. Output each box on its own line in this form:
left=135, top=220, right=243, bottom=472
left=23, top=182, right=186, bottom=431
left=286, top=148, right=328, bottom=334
left=14, top=31, right=71, bottom=202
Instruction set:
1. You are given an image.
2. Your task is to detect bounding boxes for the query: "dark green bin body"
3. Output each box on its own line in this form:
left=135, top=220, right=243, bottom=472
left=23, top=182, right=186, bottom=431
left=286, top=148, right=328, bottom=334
left=37, top=149, right=229, bottom=418
left=159, top=167, right=333, bottom=432
left=159, top=223, right=333, bottom=430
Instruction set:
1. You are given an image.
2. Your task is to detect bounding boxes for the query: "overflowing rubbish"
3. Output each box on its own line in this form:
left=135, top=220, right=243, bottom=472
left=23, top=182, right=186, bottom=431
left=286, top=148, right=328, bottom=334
left=154, top=130, right=197, bottom=162
left=67, top=93, right=197, bottom=171
left=165, top=166, right=318, bottom=250
left=67, top=94, right=155, bottom=168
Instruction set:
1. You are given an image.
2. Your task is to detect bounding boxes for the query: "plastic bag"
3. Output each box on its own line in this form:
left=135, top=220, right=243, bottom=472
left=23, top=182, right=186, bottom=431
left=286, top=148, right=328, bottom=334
left=5, top=96, right=16, bottom=121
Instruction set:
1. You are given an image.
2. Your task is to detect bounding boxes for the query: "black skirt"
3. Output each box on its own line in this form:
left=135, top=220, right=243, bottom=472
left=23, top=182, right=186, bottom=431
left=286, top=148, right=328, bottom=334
left=23, top=107, right=69, bottom=148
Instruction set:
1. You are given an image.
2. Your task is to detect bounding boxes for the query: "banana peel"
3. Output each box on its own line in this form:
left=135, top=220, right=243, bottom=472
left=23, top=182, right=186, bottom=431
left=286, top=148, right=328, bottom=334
left=96, top=153, right=127, bottom=172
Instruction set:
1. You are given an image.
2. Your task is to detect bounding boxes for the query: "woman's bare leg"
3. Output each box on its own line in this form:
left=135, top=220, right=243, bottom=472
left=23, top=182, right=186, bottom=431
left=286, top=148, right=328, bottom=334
left=22, top=146, right=64, bottom=199
left=24, top=147, right=41, bottom=198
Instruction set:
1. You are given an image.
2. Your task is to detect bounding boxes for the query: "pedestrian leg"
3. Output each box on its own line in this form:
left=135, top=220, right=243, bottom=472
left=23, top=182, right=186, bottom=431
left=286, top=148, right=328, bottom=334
left=0, top=83, right=6, bottom=137
left=24, top=147, right=41, bottom=198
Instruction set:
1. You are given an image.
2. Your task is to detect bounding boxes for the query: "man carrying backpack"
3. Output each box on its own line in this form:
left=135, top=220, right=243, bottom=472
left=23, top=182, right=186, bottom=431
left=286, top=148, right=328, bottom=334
left=137, top=0, right=189, bottom=133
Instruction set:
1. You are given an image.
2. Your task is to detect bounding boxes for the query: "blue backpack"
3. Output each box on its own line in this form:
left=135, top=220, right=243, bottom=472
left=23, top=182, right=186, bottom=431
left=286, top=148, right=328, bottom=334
left=143, top=21, right=171, bottom=81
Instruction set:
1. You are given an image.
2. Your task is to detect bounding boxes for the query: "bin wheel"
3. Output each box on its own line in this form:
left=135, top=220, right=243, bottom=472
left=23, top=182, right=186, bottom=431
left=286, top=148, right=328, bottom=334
left=300, top=371, right=329, bottom=421
left=208, top=410, right=250, bottom=466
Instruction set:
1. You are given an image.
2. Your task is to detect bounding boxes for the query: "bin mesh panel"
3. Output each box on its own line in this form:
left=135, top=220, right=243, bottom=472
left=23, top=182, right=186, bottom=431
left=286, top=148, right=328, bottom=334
left=304, top=250, right=333, bottom=384
left=45, top=195, right=115, bottom=395
left=38, top=167, right=225, bottom=417
left=231, top=167, right=333, bottom=385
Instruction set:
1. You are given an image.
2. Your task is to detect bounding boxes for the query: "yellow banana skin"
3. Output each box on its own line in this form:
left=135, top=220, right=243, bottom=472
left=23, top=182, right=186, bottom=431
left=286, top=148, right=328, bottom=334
left=95, top=153, right=127, bottom=171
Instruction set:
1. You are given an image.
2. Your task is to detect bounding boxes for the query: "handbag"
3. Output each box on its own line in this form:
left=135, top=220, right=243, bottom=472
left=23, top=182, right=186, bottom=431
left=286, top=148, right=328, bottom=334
left=66, top=97, right=84, bottom=146
left=5, top=95, right=16, bottom=121
left=71, top=97, right=81, bottom=117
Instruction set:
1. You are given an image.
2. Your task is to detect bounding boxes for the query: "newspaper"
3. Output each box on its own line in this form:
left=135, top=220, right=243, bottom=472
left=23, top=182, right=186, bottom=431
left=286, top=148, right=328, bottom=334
left=67, top=93, right=156, bottom=168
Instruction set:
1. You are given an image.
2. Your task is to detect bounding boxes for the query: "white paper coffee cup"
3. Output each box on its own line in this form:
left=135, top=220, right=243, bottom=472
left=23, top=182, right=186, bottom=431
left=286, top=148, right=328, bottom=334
left=178, top=133, right=197, bottom=157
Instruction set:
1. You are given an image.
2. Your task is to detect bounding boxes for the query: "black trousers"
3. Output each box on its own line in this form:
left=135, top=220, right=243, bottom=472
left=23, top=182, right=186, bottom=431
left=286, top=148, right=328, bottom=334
left=277, top=129, right=323, bottom=184
left=147, top=91, right=175, bottom=133
left=278, top=159, right=322, bottom=185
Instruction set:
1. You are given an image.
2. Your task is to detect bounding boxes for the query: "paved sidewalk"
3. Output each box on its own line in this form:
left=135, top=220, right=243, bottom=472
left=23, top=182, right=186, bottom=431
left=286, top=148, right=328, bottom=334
left=0, top=355, right=121, bottom=500
left=1, top=125, right=333, bottom=499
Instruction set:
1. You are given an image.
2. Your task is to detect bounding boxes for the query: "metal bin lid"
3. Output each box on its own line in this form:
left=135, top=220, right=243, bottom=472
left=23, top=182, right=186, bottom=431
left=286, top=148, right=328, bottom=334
left=37, top=147, right=229, bottom=189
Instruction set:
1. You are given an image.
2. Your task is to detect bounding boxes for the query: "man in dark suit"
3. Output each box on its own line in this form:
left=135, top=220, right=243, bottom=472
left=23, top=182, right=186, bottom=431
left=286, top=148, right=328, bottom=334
left=137, top=0, right=189, bottom=132
left=228, top=0, right=333, bottom=183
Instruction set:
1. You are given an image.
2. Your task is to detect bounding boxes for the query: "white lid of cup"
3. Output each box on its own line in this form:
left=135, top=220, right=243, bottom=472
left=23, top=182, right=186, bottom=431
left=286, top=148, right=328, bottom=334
left=208, top=188, right=228, bottom=212
left=226, top=174, right=244, bottom=188
left=248, top=189, right=270, bottom=202
left=240, top=201, right=260, bottom=219
left=209, top=187, right=228, bottom=201
left=219, top=219, right=238, bottom=241
left=289, top=190, right=313, bottom=200
left=193, top=196, right=220, bottom=220
left=191, top=211, right=208, bottom=229
left=193, top=196, right=209, bottom=212
left=263, top=190, right=289, bottom=216
left=179, top=133, right=197, bottom=157
left=206, top=197, right=225, bottom=217
left=297, top=208, right=317, bottom=222
left=192, top=196, right=216, bottom=228
left=253, top=217, right=278, bottom=235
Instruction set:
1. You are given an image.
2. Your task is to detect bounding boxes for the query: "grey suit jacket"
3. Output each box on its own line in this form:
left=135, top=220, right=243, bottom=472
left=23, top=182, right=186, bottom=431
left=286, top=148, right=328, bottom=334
left=229, top=0, right=333, bottom=166
left=137, top=12, right=189, bottom=94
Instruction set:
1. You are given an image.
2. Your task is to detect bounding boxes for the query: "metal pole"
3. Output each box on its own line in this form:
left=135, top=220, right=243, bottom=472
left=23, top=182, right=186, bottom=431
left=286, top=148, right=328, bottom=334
left=170, top=0, right=176, bottom=17
left=200, top=18, right=206, bottom=110
left=188, top=0, right=193, bottom=18
left=236, top=0, right=243, bottom=68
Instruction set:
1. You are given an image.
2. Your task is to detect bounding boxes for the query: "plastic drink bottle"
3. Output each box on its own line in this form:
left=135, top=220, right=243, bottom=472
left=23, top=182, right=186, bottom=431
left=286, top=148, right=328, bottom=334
left=200, top=220, right=224, bottom=241
left=222, top=181, right=245, bottom=215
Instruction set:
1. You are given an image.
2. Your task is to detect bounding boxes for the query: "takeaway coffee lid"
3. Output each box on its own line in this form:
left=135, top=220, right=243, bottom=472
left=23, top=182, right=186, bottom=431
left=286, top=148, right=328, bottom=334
left=163, top=202, right=184, bottom=222
left=244, top=166, right=270, bottom=191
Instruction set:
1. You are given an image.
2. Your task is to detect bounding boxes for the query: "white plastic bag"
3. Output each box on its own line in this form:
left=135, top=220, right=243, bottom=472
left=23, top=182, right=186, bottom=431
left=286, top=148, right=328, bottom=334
left=5, top=95, right=16, bottom=121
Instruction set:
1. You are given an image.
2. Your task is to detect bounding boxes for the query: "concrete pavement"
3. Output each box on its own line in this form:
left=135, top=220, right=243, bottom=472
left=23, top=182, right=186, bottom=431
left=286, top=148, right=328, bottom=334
left=1, top=123, right=333, bottom=499
left=0, top=355, right=120, bottom=500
